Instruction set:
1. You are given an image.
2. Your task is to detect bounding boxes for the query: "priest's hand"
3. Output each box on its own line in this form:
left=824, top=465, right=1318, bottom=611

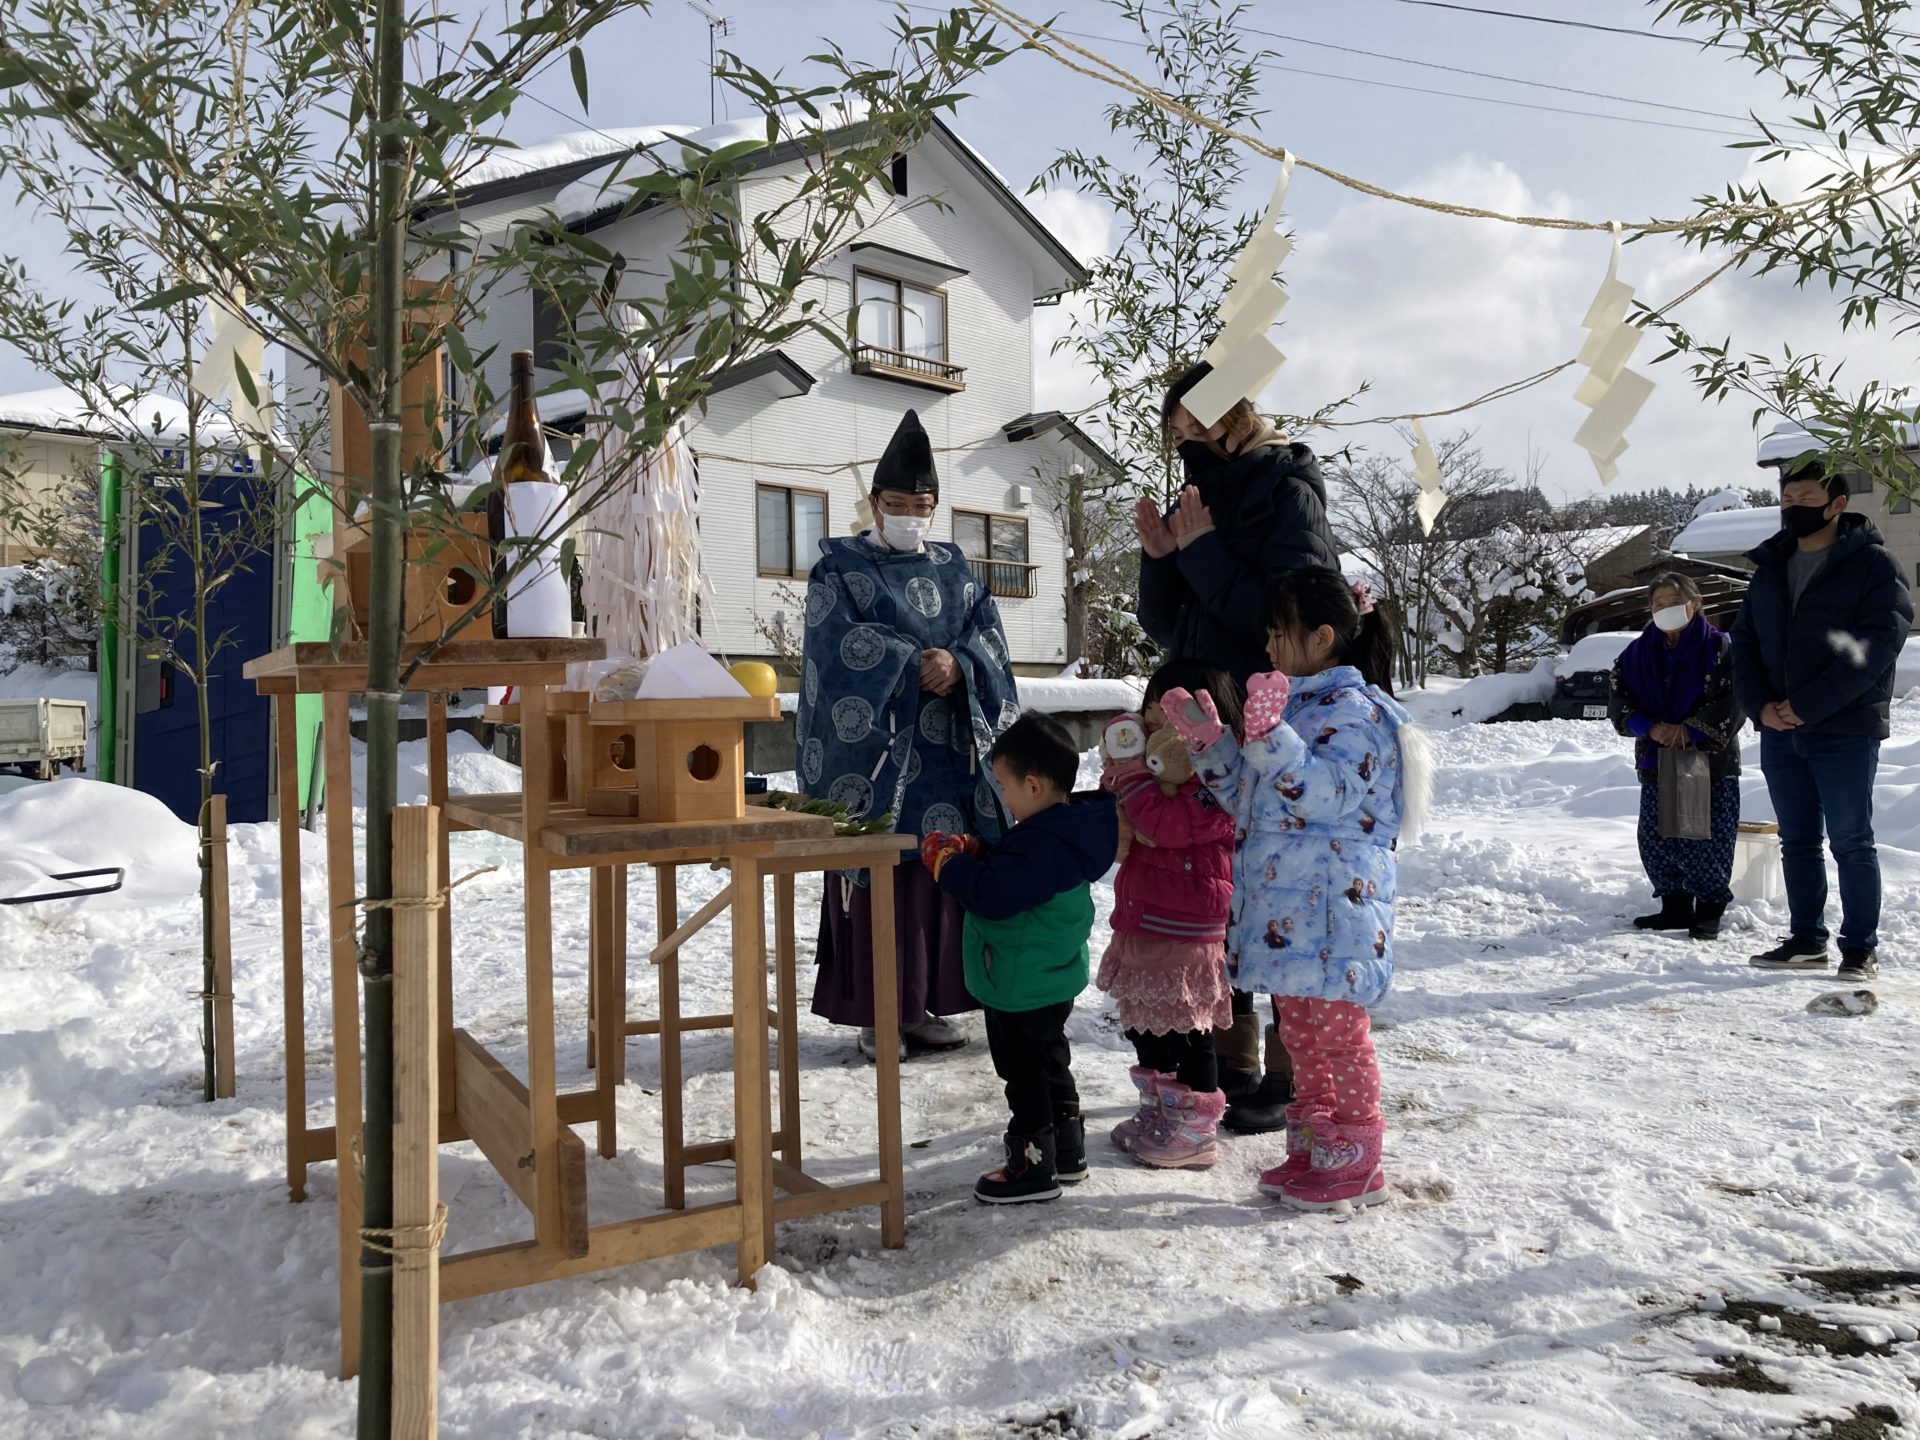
left=1134, top=496, right=1176, bottom=559
left=919, top=648, right=960, bottom=695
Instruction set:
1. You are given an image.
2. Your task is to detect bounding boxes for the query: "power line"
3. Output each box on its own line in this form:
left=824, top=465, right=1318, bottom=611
left=1330, top=0, right=1714, bottom=45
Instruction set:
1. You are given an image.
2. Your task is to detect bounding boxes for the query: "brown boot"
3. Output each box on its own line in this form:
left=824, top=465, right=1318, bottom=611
left=1213, top=1010, right=1261, bottom=1100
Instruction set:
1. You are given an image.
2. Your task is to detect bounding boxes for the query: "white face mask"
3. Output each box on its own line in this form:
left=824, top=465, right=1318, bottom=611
left=1652, top=604, right=1692, bottom=633
left=878, top=512, right=932, bottom=551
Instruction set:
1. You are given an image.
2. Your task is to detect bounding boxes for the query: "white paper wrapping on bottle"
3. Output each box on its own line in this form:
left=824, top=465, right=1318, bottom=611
left=503, top=479, right=573, bottom=639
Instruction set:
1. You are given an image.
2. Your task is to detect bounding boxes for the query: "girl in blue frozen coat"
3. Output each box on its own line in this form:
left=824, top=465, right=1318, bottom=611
left=1163, top=565, right=1429, bottom=1211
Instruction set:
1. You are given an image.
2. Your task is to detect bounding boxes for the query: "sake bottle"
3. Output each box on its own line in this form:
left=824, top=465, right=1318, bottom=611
left=489, top=351, right=550, bottom=639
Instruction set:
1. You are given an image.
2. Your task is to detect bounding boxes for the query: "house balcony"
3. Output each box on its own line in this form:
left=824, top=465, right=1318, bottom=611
left=968, top=556, right=1038, bottom=600
left=851, top=343, right=967, bottom=394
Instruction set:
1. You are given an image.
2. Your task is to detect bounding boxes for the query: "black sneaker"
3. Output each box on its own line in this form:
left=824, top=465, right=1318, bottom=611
left=1748, top=936, right=1831, bottom=971
left=1836, top=949, right=1879, bottom=981
left=974, top=1131, right=1061, bottom=1205
left=1053, top=1113, right=1088, bottom=1184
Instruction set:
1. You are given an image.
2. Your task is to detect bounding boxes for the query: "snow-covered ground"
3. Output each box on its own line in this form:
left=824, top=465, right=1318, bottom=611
left=3, top=709, right=1919, bottom=1438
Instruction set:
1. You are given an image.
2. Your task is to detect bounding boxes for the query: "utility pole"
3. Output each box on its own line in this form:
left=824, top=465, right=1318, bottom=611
left=685, top=0, right=732, bottom=125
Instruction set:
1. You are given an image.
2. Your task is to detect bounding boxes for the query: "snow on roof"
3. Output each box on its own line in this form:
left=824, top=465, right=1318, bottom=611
left=1691, top=488, right=1748, bottom=519
left=0, top=384, right=240, bottom=443
left=1757, top=415, right=1920, bottom=466
left=549, top=104, right=870, bottom=226
left=456, top=125, right=698, bottom=192
left=1555, top=524, right=1651, bottom=564
left=1672, top=506, right=1781, bottom=556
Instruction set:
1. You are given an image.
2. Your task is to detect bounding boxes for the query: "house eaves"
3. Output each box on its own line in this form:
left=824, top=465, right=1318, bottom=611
left=1001, top=410, right=1121, bottom=475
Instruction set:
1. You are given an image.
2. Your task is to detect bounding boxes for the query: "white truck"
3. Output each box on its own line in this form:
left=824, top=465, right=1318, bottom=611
left=0, top=697, right=88, bottom=779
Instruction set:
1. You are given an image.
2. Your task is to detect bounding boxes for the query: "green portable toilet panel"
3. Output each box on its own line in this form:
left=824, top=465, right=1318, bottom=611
left=285, top=474, right=333, bottom=810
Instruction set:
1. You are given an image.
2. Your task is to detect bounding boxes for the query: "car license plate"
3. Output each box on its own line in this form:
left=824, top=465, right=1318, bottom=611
left=1583, top=705, right=1608, bottom=719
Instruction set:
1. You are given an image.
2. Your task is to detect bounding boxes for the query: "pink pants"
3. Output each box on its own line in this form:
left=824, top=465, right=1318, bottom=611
left=1276, top=996, right=1381, bottom=1126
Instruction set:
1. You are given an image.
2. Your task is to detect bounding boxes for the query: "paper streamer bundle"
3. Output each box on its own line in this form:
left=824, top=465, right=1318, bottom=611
left=574, top=307, right=714, bottom=690
left=1408, top=418, right=1448, bottom=535
left=1181, top=156, right=1297, bottom=429
left=188, top=279, right=274, bottom=462
left=1571, top=228, right=1655, bottom=486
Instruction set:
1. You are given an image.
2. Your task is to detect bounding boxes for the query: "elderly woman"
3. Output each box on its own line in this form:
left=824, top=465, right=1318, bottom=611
left=1609, top=572, right=1744, bottom=941
left=1133, top=359, right=1342, bottom=1135
left=798, top=409, right=1021, bottom=1060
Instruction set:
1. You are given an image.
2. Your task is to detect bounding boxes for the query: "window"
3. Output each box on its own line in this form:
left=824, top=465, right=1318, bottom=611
left=757, top=485, right=827, bottom=577
left=953, top=510, right=1034, bottom=599
left=889, top=154, right=909, bottom=196
left=532, top=289, right=572, bottom=372
left=852, top=268, right=964, bottom=391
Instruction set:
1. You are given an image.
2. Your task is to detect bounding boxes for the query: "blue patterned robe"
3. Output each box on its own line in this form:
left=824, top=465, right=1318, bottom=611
left=795, top=534, right=1020, bottom=875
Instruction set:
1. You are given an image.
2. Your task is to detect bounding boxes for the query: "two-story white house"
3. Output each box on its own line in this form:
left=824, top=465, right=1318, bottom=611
left=362, top=112, right=1119, bottom=677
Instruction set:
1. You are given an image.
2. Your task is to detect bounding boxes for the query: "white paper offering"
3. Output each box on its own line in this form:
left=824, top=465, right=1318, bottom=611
left=1570, top=229, right=1655, bottom=487
left=635, top=640, right=749, bottom=700
left=1184, top=156, right=1297, bottom=429
left=503, top=479, right=574, bottom=639
left=1184, top=335, right=1288, bottom=430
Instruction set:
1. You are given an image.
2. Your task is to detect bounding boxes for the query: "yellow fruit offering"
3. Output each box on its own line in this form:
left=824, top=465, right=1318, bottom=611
left=730, top=661, right=779, bottom=699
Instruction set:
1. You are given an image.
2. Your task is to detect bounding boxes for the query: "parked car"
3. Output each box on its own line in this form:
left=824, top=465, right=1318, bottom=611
left=1558, top=562, right=1748, bottom=646
left=1549, top=633, right=1639, bottom=721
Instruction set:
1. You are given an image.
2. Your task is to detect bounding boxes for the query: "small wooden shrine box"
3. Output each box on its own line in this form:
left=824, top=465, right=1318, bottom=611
left=328, top=510, right=492, bottom=644
left=583, top=697, right=779, bottom=823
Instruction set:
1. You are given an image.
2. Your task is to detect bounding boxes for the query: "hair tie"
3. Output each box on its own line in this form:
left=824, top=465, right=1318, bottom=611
left=1352, top=580, right=1375, bottom=616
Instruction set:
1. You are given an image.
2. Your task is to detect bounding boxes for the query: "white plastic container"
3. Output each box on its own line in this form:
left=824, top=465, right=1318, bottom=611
left=1729, top=822, right=1784, bottom=905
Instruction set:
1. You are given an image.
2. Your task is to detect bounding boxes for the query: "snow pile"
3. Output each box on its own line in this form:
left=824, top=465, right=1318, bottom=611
left=1554, top=631, right=1638, bottom=679
left=1401, top=656, right=1557, bottom=726
left=0, top=777, right=196, bottom=913
left=1016, top=672, right=1146, bottom=714
left=350, top=731, right=521, bottom=809
left=1671, top=506, right=1782, bottom=557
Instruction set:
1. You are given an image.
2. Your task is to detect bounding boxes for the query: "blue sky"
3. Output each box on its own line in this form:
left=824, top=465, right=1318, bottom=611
left=3, top=0, right=1907, bottom=499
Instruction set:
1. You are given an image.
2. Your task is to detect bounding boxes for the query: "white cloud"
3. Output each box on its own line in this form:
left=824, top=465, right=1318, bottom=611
left=1022, top=187, right=1113, bottom=417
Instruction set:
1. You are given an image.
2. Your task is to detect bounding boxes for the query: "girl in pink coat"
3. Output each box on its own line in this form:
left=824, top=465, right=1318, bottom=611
left=1098, top=662, right=1244, bottom=1170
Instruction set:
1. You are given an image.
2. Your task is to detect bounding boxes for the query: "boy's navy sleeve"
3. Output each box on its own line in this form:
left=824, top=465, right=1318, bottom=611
left=936, top=831, right=1062, bottom=922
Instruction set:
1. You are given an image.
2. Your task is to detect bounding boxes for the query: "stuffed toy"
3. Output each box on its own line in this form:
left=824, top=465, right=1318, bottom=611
left=1142, top=723, right=1195, bottom=796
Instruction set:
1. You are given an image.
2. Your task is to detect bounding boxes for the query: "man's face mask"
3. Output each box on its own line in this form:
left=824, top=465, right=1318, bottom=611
left=1780, top=499, right=1837, bottom=538
left=878, top=511, right=933, bottom=551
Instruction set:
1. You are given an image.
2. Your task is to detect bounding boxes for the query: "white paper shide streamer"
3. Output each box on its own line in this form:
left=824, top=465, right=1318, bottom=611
left=188, top=279, right=274, bottom=461
left=1182, top=155, right=1296, bottom=429
left=1409, top=418, right=1448, bottom=535
left=1571, top=227, right=1655, bottom=486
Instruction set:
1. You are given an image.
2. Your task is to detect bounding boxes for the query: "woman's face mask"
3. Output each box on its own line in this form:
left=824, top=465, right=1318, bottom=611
left=1652, top=603, right=1692, bottom=633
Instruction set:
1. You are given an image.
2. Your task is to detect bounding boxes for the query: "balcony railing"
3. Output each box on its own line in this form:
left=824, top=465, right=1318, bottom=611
left=967, top=556, right=1037, bottom=599
left=851, top=343, right=967, bottom=393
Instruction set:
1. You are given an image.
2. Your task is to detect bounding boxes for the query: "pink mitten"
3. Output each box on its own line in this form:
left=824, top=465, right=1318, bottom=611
left=1244, top=671, right=1292, bottom=739
left=1160, top=687, right=1226, bottom=751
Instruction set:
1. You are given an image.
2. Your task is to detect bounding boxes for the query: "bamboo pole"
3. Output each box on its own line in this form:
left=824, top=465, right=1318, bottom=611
left=389, top=805, right=442, bottom=1440
left=209, top=794, right=236, bottom=1100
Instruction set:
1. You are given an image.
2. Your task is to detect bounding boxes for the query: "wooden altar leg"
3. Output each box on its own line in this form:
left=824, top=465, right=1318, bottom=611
left=426, top=693, right=455, bottom=1124
left=520, top=684, right=564, bottom=1251
left=658, top=864, right=685, bottom=1210
left=773, top=872, right=800, bottom=1169
left=590, top=865, right=617, bottom=1158
left=731, top=853, right=770, bottom=1285
left=275, top=695, right=308, bottom=1202
left=869, top=862, right=905, bottom=1250
left=391, top=805, right=442, bottom=1440
left=323, top=691, right=364, bottom=1377
left=610, top=865, right=629, bottom=1088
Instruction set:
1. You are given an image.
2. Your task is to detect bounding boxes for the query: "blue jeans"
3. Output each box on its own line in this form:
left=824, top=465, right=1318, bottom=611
left=1760, top=730, right=1882, bottom=951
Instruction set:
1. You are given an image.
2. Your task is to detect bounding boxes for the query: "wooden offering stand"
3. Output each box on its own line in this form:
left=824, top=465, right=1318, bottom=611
left=250, top=640, right=913, bottom=1383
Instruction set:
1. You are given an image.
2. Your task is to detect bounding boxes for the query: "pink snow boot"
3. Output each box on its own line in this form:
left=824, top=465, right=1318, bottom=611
left=1132, top=1081, right=1227, bottom=1170
left=1109, top=1066, right=1169, bottom=1152
left=1256, top=1102, right=1331, bottom=1196
left=1274, top=1118, right=1388, bottom=1211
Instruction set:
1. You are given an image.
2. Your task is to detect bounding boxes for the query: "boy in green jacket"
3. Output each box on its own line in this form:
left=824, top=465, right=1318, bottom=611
left=925, top=712, right=1119, bottom=1203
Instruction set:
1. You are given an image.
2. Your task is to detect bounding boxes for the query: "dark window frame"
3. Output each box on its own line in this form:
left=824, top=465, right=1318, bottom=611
left=756, top=483, right=829, bottom=579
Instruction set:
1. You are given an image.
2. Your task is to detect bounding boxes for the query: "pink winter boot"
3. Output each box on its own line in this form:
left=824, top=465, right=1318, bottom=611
left=1110, top=1067, right=1169, bottom=1152
left=1132, top=1081, right=1227, bottom=1170
left=1274, top=1118, right=1388, bottom=1211
left=1256, top=1102, right=1331, bottom=1196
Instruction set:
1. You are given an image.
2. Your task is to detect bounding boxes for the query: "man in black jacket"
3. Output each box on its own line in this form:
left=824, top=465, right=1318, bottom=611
left=1131, top=360, right=1342, bottom=1134
left=1732, top=460, right=1913, bottom=979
